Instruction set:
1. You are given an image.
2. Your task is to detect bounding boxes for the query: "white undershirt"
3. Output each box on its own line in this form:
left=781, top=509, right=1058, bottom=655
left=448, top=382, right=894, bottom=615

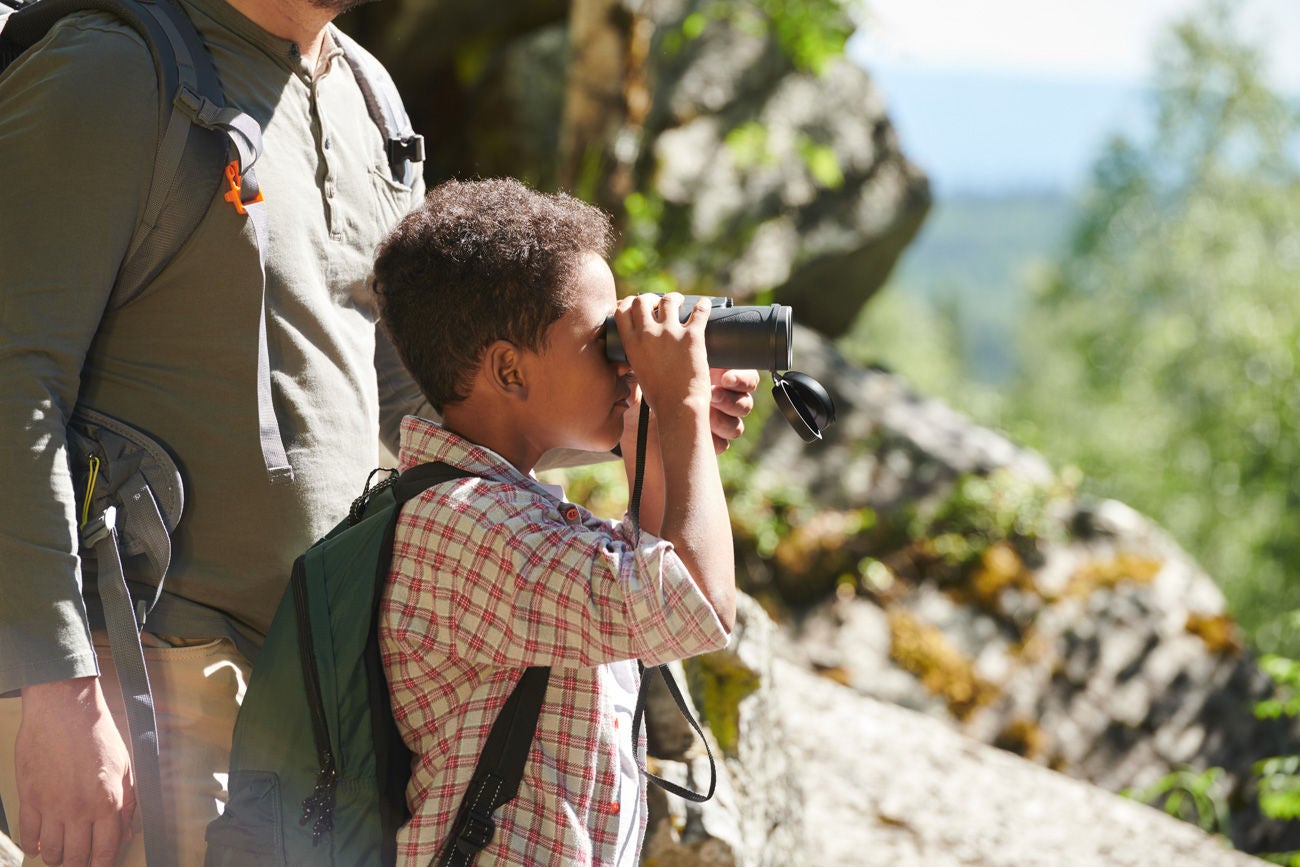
left=609, top=659, right=644, bottom=867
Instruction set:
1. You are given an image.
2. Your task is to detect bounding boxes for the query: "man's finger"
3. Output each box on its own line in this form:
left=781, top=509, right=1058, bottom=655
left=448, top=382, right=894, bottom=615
left=18, top=803, right=42, bottom=857
left=60, top=823, right=91, bottom=867
left=37, top=819, right=63, bottom=866
left=90, top=818, right=121, bottom=867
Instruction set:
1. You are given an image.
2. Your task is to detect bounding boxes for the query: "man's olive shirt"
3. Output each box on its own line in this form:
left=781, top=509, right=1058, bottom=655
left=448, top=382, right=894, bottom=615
left=0, top=0, right=426, bottom=692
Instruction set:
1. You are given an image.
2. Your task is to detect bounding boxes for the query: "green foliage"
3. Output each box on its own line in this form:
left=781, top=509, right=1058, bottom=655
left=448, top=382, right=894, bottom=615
left=911, top=469, right=1059, bottom=571
left=795, top=134, right=844, bottom=189
left=1122, top=766, right=1233, bottom=838
left=612, top=192, right=680, bottom=297
left=686, top=650, right=762, bottom=755
left=1247, top=651, right=1300, bottom=862
left=993, top=1, right=1300, bottom=653
left=1255, top=653, right=1300, bottom=721
left=664, top=0, right=859, bottom=74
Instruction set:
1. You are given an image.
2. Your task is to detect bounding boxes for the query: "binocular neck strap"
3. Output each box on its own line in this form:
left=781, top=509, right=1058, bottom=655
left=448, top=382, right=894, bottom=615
left=627, top=401, right=651, bottom=538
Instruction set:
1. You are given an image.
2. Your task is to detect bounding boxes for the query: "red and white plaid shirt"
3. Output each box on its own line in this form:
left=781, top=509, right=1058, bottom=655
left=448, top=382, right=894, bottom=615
left=381, top=416, right=729, bottom=866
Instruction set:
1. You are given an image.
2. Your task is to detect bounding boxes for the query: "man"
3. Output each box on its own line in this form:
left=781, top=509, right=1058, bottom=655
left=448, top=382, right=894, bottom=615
left=0, top=1, right=758, bottom=865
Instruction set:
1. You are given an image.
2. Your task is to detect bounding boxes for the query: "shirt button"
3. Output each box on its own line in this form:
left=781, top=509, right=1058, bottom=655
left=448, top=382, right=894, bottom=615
left=609, top=802, right=621, bottom=815
left=563, top=505, right=580, bottom=522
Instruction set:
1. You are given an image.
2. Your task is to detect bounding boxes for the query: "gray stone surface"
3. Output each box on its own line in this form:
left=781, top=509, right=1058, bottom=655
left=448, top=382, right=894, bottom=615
left=753, top=331, right=1300, bottom=854
left=778, top=656, right=1262, bottom=867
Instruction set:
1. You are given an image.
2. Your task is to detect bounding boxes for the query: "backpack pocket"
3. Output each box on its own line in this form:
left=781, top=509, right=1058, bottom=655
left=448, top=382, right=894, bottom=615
left=204, top=770, right=287, bottom=867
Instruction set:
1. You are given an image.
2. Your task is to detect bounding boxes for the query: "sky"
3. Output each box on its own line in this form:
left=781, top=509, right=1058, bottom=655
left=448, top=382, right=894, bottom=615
left=845, top=0, right=1300, bottom=194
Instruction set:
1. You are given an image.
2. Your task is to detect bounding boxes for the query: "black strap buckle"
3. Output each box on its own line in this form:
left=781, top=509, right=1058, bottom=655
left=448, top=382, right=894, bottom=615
left=387, top=134, right=425, bottom=165
left=454, top=809, right=496, bottom=855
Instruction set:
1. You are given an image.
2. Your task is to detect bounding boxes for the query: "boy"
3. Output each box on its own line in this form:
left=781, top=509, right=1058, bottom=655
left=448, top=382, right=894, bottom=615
left=373, top=177, right=740, bottom=866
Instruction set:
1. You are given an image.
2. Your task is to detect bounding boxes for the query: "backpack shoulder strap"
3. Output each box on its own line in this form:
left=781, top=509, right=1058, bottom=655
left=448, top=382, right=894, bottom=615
left=332, top=25, right=424, bottom=187
left=0, top=0, right=251, bottom=306
left=1, top=0, right=291, bottom=485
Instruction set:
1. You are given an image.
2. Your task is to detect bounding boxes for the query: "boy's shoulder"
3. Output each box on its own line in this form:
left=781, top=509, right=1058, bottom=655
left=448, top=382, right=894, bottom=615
left=412, top=469, right=607, bottom=537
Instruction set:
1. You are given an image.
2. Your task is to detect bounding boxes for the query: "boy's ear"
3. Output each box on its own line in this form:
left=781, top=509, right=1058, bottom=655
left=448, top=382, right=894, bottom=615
left=482, top=339, right=528, bottom=399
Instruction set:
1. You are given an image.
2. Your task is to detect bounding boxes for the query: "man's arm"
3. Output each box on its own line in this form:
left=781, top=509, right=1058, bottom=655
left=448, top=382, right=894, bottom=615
left=0, top=13, right=158, bottom=866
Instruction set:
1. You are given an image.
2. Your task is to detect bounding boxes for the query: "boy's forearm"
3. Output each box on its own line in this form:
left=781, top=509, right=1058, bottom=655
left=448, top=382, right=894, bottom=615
left=653, top=401, right=736, bottom=631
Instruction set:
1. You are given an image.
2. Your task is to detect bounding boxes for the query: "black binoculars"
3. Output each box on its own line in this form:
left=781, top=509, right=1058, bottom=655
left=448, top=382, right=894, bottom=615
left=603, top=296, right=835, bottom=442
left=603, top=297, right=792, bottom=371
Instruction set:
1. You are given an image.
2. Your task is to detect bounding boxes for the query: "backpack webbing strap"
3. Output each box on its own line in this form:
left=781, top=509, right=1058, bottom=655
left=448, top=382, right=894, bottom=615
left=332, top=26, right=424, bottom=187
left=435, top=666, right=551, bottom=867
left=81, top=507, right=169, bottom=867
left=372, top=463, right=478, bottom=867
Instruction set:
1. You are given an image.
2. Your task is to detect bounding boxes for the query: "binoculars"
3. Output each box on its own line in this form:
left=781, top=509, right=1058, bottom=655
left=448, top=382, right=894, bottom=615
left=603, top=296, right=835, bottom=442
left=603, top=296, right=792, bottom=371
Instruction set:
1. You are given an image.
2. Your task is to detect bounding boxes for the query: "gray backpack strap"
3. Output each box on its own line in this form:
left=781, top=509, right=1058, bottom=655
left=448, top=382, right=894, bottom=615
left=82, top=508, right=168, bottom=867
left=67, top=406, right=186, bottom=867
left=332, top=26, right=424, bottom=187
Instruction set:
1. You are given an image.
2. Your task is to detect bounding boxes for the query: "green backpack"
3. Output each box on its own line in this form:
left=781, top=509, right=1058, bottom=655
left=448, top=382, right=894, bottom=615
left=204, top=463, right=550, bottom=867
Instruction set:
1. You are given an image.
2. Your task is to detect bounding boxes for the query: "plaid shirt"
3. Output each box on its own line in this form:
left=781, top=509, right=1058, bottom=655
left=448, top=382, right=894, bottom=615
left=381, top=416, right=729, bottom=866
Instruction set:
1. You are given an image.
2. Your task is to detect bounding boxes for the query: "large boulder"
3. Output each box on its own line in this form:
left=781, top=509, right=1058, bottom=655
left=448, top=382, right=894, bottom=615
left=642, top=2, right=931, bottom=333
left=740, top=329, right=1300, bottom=854
left=646, top=594, right=1262, bottom=865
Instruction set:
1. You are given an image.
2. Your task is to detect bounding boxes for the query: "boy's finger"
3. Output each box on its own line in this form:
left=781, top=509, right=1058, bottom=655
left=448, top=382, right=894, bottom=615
left=684, top=297, right=710, bottom=327
left=711, top=368, right=760, bottom=393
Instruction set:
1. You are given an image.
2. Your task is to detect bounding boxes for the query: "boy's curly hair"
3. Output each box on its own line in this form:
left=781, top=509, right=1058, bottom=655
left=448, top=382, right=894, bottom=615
left=374, top=178, right=614, bottom=411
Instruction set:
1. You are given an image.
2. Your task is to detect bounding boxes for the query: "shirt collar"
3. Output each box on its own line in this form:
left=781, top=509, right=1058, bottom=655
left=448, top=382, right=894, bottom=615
left=181, top=0, right=342, bottom=77
left=397, top=415, right=554, bottom=498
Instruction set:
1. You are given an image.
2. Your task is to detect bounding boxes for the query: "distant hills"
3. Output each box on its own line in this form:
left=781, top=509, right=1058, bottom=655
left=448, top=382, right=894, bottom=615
left=882, top=191, right=1077, bottom=383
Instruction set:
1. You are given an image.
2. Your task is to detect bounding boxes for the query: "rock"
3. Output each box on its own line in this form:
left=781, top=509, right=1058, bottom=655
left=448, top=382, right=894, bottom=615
left=776, top=655, right=1262, bottom=867
left=750, top=332, right=1300, bottom=854
left=753, top=326, right=1054, bottom=513
left=645, top=5, right=931, bottom=333
left=645, top=595, right=805, bottom=866
left=659, top=595, right=1261, bottom=866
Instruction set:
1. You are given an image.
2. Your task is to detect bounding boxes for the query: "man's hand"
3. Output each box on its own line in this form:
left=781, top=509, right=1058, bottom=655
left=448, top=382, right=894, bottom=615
left=16, top=677, right=134, bottom=867
left=709, top=368, right=759, bottom=454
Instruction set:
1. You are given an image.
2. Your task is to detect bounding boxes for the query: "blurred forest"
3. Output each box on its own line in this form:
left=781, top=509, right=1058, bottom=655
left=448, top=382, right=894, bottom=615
left=850, top=2, right=1300, bottom=657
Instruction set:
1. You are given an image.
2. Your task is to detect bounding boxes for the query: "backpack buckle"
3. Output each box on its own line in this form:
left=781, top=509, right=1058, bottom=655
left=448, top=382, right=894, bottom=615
left=386, top=135, right=425, bottom=166
left=454, top=808, right=495, bottom=855
left=81, top=505, right=118, bottom=548
left=223, top=160, right=264, bottom=215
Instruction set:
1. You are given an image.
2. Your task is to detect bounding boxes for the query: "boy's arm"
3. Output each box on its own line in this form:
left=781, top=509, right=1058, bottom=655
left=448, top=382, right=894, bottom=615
left=614, top=294, right=736, bottom=632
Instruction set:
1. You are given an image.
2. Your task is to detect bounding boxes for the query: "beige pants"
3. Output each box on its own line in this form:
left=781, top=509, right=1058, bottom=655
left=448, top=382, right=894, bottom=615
left=0, top=633, right=250, bottom=867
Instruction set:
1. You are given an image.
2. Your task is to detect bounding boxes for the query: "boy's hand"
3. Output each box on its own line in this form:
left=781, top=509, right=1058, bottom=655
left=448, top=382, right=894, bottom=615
left=613, top=293, right=712, bottom=416
left=709, top=368, right=758, bottom=454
